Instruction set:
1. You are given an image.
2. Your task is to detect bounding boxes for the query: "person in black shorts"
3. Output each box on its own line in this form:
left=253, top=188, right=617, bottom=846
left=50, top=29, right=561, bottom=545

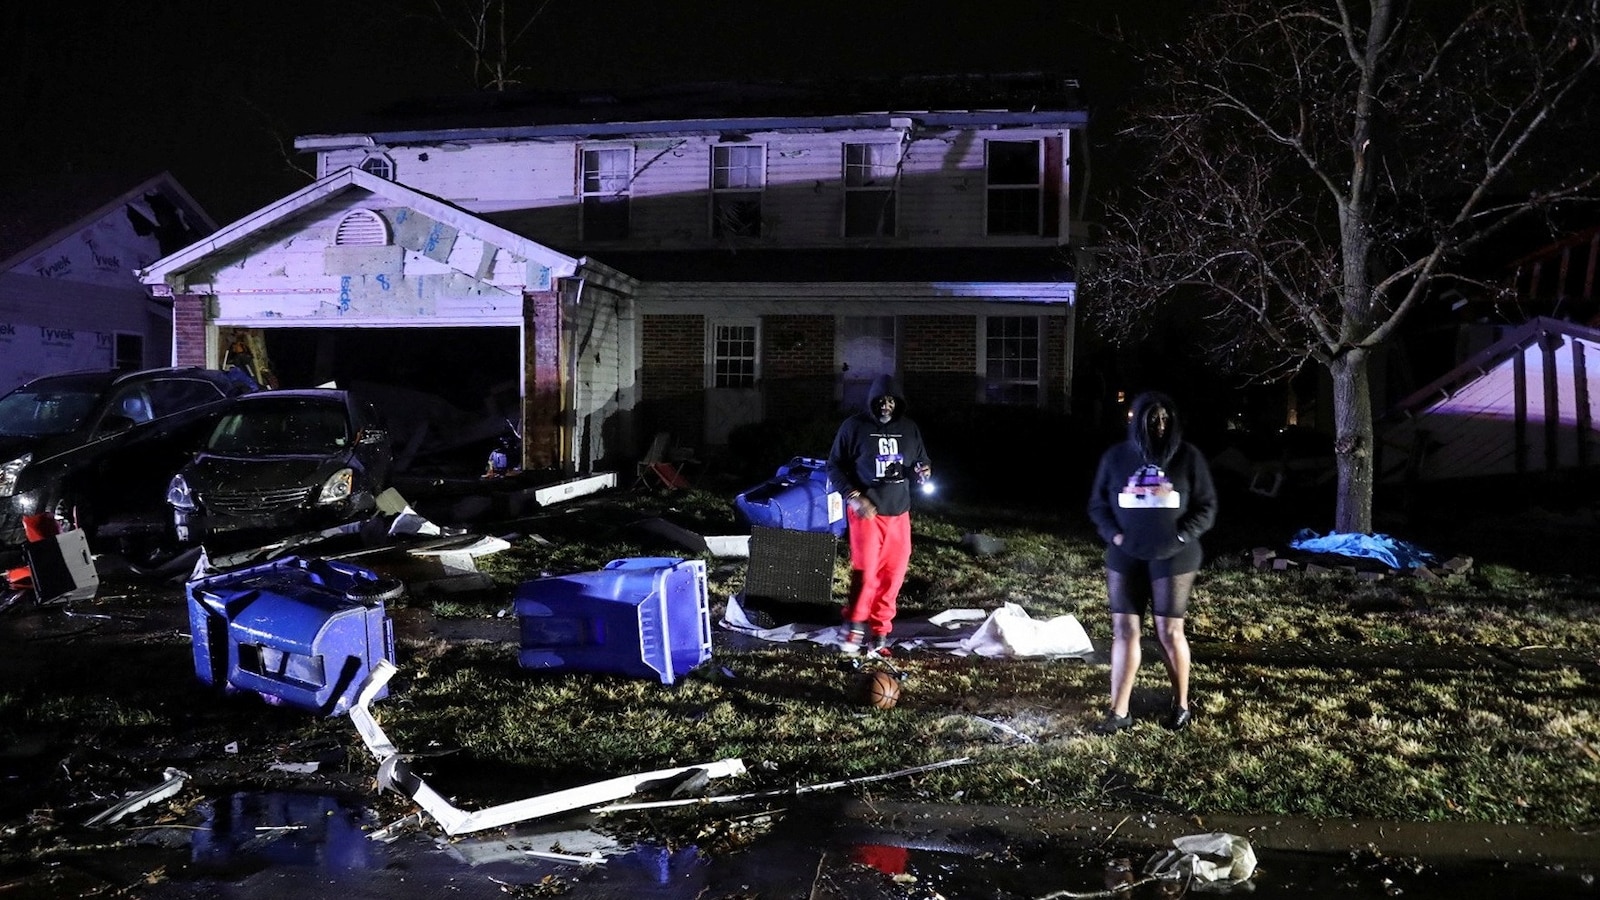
left=1086, top=391, right=1218, bottom=733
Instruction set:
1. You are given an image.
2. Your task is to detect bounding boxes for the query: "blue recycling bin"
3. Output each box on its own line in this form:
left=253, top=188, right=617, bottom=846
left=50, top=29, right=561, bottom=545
left=513, top=557, right=711, bottom=684
left=733, top=456, right=846, bottom=536
left=186, top=556, right=400, bottom=716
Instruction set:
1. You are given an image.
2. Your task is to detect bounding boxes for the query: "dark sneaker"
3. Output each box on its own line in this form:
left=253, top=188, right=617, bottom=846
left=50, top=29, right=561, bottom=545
left=1163, top=705, right=1193, bottom=731
left=1092, top=711, right=1134, bottom=735
left=868, top=635, right=892, bottom=657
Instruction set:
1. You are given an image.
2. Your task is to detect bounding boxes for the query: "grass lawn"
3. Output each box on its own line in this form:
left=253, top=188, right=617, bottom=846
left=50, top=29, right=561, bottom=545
left=387, top=484, right=1600, bottom=830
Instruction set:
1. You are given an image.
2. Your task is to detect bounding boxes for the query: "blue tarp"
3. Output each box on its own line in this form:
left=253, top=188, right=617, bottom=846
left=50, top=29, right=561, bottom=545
left=1288, top=530, right=1437, bottom=570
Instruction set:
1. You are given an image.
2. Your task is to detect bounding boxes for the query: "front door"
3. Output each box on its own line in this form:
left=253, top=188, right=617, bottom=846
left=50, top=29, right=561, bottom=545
left=705, top=319, right=763, bottom=446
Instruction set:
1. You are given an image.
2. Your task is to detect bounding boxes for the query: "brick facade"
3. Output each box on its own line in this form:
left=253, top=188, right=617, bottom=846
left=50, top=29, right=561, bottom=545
left=902, top=315, right=980, bottom=410
left=173, top=294, right=208, bottom=368
left=761, top=315, right=837, bottom=420
left=640, top=314, right=706, bottom=448
left=523, top=290, right=562, bottom=469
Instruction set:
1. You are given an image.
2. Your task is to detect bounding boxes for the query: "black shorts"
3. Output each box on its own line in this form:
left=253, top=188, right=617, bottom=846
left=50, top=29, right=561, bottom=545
left=1105, top=542, right=1201, bottom=618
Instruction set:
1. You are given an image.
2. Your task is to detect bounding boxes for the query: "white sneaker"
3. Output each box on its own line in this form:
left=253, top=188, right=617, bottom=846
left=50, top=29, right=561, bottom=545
left=839, top=626, right=865, bottom=655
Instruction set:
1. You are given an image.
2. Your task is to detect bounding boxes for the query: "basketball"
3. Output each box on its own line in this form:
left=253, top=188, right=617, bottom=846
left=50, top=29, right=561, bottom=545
left=858, top=670, right=902, bottom=710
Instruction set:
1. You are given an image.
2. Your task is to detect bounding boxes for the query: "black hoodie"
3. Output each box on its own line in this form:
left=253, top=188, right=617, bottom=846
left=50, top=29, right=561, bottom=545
left=1087, top=391, right=1218, bottom=561
left=826, top=374, right=930, bottom=517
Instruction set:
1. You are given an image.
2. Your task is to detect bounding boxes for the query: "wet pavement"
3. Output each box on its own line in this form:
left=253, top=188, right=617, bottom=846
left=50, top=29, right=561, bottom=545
left=8, top=786, right=1598, bottom=899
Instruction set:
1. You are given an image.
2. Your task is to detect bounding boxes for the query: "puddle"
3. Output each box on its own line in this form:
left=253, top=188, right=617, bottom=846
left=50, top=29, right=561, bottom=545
left=188, top=791, right=385, bottom=873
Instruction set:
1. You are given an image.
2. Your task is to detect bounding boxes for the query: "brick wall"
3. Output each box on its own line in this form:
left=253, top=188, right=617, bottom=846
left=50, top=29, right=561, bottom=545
left=762, top=315, right=836, bottom=420
left=640, top=314, right=706, bottom=450
left=902, top=315, right=979, bottom=410
left=173, top=294, right=207, bottom=368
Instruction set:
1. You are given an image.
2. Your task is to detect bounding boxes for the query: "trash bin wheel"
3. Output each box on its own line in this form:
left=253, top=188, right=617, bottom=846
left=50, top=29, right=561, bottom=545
left=346, top=577, right=406, bottom=605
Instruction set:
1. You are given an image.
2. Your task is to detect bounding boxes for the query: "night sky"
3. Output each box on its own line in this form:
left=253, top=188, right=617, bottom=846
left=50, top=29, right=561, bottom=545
left=2, top=0, right=1181, bottom=231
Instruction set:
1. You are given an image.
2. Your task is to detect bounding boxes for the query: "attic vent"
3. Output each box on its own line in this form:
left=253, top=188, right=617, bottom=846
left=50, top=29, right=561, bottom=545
left=334, top=210, right=390, bottom=246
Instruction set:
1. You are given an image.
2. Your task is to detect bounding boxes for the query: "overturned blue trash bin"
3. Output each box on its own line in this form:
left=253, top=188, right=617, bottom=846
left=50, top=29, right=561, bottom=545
left=733, top=456, right=846, bottom=536
left=186, top=556, right=402, bottom=716
left=513, top=557, right=711, bottom=684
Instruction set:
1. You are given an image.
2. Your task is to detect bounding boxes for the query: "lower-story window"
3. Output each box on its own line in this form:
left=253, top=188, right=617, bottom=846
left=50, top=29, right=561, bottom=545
left=711, top=321, right=759, bottom=388
left=980, top=315, right=1042, bottom=404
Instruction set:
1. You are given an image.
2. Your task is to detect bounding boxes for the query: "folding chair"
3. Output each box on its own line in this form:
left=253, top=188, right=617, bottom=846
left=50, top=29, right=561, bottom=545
left=634, top=432, right=693, bottom=490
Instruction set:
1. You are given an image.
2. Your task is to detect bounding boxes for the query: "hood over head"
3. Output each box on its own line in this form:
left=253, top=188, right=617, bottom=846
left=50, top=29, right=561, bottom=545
left=1128, top=390, right=1182, bottom=466
left=863, top=374, right=906, bottom=418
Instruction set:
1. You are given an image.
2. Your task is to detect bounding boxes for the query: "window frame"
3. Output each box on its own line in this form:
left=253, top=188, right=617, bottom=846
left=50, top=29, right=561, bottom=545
left=359, top=153, right=394, bottom=180
left=977, top=315, right=1045, bottom=405
left=580, top=145, right=633, bottom=241
left=707, top=319, right=761, bottom=389
left=710, top=144, right=766, bottom=238
left=984, top=140, right=1044, bottom=237
left=113, top=332, right=144, bottom=371
left=842, top=142, right=899, bottom=238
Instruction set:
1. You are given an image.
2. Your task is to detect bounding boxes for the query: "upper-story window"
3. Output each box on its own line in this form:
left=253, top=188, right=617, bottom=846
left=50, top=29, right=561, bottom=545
left=711, top=144, right=765, bottom=238
left=986, top=140, right=1043, bottom=236
left=581, top=147, right=632, bottom=240
left=843, top=143, right=898, bottom=237
left=359, top=154, right=394, bottom=180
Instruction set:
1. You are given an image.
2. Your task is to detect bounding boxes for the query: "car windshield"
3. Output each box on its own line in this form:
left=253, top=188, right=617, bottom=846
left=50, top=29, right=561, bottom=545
left=0, top=386, right=103, bottom=437
left=207, top=398, right=350, bottom=455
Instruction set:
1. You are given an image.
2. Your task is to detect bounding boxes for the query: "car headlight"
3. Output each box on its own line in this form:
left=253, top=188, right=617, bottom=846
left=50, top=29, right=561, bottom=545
left=317, top=468, right=354, bottom=505
left=166, top=473, right=196, bottom=510
left=1, top=453, right=31, bottom=498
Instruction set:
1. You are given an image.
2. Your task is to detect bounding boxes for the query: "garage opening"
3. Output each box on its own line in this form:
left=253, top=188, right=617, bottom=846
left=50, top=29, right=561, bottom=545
left=231, top=326, right=523, bottom=476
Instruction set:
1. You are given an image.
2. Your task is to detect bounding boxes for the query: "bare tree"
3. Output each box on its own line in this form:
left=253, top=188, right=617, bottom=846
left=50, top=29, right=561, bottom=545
left=1086, top=0, right=1600, bottom=532
left=425, top=0, right=556, bottom=91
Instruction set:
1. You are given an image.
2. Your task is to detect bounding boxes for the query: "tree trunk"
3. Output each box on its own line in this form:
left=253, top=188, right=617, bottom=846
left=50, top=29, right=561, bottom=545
left=1330, top=351, right=1374, bottom=533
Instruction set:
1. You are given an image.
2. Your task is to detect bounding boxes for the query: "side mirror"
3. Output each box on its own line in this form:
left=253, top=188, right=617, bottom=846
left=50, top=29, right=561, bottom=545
left=357, top=428, right=389, bottom=446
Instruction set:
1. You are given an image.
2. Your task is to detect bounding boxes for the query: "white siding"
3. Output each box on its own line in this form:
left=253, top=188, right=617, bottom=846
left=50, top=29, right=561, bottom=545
left=568, top=281, right=630, bottom=468
left=324, top=126, right=1076, bottom=251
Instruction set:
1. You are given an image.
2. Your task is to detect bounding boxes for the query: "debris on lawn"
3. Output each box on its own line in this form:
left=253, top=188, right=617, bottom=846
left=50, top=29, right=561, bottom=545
left=589, top=756, right=973, bottom=813
left=721, top=595, right=1096, bottom=660
left=1144, top=831, right=1258, bottom=885
left=346, top=659, right=747, bottom=836
left=1038, top=832, right=1257, bottom=899
left=1250, top=529, right=1473, bottom=581
left=84, top=767, right=189, bottom=827
left=442, top=827, right=617, bottom=866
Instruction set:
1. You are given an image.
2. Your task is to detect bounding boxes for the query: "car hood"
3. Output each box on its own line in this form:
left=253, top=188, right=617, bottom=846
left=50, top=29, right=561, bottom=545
left=182, top=451, right=359, bottom=493
left=0, top=432, right=88, bottom=466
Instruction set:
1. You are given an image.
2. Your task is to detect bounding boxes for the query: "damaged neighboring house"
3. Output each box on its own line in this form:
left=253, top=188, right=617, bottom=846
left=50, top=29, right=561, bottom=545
left=136, top=74, right=1086, bottom=475
left=1379, top=317, right=1599, bottom=486
left=0, top=173, right=216, bottom=392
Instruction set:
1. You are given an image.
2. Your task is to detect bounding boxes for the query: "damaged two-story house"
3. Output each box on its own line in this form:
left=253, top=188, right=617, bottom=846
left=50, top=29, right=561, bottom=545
left=136, top=75, right=1087, bottom=475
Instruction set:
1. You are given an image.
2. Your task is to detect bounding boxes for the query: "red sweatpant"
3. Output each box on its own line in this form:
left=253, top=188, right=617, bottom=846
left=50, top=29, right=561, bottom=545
left=843, top=508, right=912, bottom=637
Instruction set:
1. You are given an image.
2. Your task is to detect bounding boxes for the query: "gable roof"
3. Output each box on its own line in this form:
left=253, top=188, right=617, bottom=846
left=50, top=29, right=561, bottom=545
left=137, top=167, right=581, bottom=292
left=0, top=172, right=218, bottom=273
left=1379, top=316, right=1600, bottom=483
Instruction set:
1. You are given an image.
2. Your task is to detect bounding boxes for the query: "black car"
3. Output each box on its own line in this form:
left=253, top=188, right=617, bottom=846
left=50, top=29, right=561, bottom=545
left=167, top=389, right=393, bottom=548
left=0, top=367, right=259, bottom=557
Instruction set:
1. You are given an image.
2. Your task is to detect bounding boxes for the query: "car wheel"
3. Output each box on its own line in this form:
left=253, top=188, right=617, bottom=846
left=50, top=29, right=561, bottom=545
left=346, top=577, right=406, bottom=606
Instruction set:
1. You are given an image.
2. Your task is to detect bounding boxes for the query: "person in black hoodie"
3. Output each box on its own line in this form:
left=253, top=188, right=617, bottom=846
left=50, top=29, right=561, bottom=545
left=1086, top=391, right=1218, bottom=733
left=826, top=374, right=932, bottom=656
